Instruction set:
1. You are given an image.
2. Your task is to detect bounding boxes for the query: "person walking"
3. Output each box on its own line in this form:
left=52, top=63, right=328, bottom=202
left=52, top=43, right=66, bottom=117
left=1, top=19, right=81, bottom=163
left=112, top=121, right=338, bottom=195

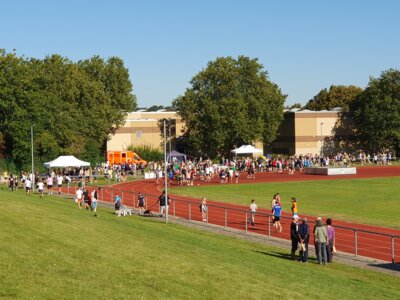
left=272, top=201, right=282, bottom=233
left=91, top=188, right=98, bottom=217
left=46, top=175, right=54, bottom=195
left=200, top=197, right=208, bottom=222
left=37, top=180, right=44, bottom=198
left=249, top=199, right=257, bottom=226
left=291, top=197, right=298, bottom=218
left=114, top=193, right=121, bottom=214
left=75, top=188, right=83, bottom=209
left=314, top=218, right=328, bottom=265
left=298, top=217, right=310, bottom=263
left=157, top=191, right=170, bottom=217
left=326, top=218, right=336, bottom=263
left=290, top=216, right=300, bottom=260
left=137, top=192, right=145, bottom=215
left=56, top=174, right=63, bottom=195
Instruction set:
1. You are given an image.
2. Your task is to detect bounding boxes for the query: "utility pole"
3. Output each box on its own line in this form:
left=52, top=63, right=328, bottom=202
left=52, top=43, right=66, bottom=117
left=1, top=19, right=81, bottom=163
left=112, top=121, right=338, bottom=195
left=164, top=119, right=168, bottom=223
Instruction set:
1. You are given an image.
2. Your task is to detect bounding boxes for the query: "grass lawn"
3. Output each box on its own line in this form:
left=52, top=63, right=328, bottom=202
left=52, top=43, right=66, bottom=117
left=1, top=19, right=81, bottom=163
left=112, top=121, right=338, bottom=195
left=170, top=177, right=400, bottom=229
left=1, top=187, right=400, bottom=299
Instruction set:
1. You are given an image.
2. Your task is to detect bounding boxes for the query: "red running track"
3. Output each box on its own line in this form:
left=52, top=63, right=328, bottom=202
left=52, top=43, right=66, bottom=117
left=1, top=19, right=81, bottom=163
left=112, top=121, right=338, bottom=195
left=66, top=165, right=400, bottom=263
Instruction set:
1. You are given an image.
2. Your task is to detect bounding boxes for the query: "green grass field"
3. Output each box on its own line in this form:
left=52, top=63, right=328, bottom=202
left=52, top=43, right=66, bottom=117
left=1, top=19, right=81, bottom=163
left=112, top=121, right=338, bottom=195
left=170, top=177, right=400, bottom=229
left=1, top=187, right=400, bottom=299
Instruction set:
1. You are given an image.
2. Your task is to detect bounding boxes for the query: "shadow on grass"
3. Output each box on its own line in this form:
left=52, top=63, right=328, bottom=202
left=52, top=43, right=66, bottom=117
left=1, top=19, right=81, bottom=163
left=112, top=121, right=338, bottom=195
left=368, top=263, right=400, bottom=272
left=254, top=250, right=317, bottom=263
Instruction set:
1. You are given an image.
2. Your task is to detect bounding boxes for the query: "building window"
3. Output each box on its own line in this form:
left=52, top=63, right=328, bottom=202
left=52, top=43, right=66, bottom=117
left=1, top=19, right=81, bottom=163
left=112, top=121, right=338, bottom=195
left=136, top=130, right=142, bottom=139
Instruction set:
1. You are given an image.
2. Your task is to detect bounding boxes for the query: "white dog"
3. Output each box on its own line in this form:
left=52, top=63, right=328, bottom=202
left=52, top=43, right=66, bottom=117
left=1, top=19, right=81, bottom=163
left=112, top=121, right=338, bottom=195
left=117, top=205, right=132, bottom=217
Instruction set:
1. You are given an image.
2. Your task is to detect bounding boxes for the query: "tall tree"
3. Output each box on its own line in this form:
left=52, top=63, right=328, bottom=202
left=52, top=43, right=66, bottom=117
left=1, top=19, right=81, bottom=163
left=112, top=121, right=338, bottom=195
left=304, top=85, right=363, bottom=111
left=172, top=56, right=286, bottom=157
left=350, top=69, right=400, bottom=152
left=0, top=50, right=136, bottom=170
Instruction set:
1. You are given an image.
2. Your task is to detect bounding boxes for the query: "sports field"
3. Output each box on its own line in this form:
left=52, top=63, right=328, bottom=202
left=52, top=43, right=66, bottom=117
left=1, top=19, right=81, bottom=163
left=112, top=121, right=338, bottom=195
left=171, top=177, right=400, bottom=229
left=1, top=188, right=399, bottom=299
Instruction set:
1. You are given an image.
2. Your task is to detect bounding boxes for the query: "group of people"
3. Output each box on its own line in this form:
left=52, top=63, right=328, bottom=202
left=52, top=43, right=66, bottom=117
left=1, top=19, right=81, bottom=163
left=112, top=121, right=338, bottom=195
left=290, top=216, right=336, bottom=264
left=75, top=187, right=99, bottom=216
left=247, top=193, right=336, bottom=264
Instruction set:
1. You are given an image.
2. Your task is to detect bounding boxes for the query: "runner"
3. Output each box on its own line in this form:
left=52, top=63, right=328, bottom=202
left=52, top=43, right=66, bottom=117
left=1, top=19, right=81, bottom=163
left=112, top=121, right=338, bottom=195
left=37, top=180, right=44, bottom=198
left=249, top=199, right=257, bottom=226
left=273, top=201, right=282, bottom=232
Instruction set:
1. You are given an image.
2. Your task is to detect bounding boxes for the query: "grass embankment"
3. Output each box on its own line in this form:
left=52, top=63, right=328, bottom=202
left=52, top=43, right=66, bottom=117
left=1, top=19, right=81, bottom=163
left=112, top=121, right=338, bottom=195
left=171, top=177, right=400, bottom=229
left=1, top=187, right=399, bottom=299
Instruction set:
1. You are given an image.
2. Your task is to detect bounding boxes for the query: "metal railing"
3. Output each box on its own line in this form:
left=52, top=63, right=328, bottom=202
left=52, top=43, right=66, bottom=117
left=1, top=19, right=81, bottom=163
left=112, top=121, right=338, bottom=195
left=60, top=184, right=399, bottom=264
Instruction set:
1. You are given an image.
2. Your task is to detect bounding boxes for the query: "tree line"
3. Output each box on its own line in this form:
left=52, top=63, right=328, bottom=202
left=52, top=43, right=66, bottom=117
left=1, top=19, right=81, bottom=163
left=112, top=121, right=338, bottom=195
left=172, top=56, right=400, bottom=156
left=1, top=49, right=398, bottom=172
left=0, top=49, right=136, bottom=171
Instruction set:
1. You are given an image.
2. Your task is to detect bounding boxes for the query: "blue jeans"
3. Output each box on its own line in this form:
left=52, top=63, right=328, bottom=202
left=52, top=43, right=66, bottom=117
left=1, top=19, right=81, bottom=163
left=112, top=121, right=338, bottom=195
left=317, top=242, right=327, bottom=264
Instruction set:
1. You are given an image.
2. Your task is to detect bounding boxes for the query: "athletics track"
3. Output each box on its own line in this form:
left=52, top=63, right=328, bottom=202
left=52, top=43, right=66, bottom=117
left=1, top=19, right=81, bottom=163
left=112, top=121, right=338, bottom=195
left=77, top=166, right=400, bottom=263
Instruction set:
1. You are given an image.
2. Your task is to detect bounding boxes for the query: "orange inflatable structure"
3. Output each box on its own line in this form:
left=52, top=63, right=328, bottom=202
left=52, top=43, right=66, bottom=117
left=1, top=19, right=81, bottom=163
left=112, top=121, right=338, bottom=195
left=107, top=151, right=147, bottom=165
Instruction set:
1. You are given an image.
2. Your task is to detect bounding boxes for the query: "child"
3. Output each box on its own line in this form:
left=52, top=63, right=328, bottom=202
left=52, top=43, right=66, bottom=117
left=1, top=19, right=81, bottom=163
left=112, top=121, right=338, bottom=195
left=200, top=197, right=208, bottom=222
left=37, top=180, right=44, bottom=198
left=291, top=197, right=298, bottom=218
left=273, top=201, right=282, bottom=232
left=249, top=199, right=257, bottom=226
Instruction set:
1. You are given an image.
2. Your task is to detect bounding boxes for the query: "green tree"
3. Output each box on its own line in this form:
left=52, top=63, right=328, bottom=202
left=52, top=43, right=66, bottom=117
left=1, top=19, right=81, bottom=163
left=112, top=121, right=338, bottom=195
left=304, top=85, right=363, bottom=111
left=172, top=56, right=286, bottom=157
left=0, top=50, right=136, bottom=169
left=350, top=69, right=400, bottom=152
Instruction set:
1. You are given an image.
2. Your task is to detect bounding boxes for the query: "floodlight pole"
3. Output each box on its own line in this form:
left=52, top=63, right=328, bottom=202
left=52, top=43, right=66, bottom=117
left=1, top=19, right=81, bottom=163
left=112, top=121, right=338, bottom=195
left=31, top=125, right=35, bottom=192
left=164, top=120, right=169, bottom=223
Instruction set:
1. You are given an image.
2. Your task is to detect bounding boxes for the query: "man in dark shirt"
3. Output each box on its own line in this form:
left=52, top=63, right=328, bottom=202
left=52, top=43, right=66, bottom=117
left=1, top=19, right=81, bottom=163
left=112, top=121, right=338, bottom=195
left=290, top=216, right=300, bottom=260
left=157, top=191, right=170, bottom=217
left=298, top=218, right=310, bottom=263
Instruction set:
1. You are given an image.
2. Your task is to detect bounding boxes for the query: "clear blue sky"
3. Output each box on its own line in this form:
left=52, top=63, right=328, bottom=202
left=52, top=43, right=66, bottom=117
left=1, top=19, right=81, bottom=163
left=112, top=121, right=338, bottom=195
left=1, top=0, right=399, bottom=108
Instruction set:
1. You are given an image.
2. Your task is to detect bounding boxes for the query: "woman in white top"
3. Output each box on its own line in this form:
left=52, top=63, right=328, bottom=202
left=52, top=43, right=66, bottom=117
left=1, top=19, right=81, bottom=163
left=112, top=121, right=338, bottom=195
left=200, top=197, right=207, bottom=222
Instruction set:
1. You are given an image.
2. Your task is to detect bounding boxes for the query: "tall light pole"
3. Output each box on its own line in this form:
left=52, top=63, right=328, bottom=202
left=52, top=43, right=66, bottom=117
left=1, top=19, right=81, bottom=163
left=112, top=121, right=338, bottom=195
left=163, top=119, right=169, bottom=223
left=31, top=125, right=35, bottom=192
left=320, top=122, right=324, bottom=156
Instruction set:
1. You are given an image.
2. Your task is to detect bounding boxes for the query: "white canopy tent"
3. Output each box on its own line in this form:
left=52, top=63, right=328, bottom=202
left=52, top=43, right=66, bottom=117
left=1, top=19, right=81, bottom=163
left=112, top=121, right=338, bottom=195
left=231, top=145, right=263, bottom=155
left=44, top=155, right=90, bottom=168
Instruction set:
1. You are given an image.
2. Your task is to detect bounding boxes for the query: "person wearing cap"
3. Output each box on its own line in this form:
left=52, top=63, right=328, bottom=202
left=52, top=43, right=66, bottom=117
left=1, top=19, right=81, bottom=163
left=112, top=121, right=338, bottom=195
left=298, top=218, right=310, bottom=263
left=290, top=216, right=300, bottom=260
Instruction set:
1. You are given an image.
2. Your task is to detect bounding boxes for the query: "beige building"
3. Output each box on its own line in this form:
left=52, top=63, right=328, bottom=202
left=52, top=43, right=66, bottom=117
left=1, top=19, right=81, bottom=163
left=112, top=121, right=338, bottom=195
left=107, top=110, right=185, bottom=151
left=271, top=108, right=340, bottom=155
left=108, top=108, right=341, bottom=156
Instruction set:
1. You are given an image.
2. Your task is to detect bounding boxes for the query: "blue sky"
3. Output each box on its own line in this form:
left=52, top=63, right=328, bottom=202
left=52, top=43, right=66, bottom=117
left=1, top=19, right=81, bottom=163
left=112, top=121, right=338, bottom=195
left=1, top=0, right=399, bottom=108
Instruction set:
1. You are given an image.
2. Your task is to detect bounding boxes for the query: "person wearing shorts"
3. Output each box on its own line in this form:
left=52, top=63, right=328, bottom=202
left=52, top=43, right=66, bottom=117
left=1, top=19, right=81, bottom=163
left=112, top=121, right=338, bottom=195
left=200, top=197, right=207, bottom=222
left=273, top=202, right=282, bottom=232
left=25, top=178, right=32, bottom=195
left=46, top=175, right=54, bottom=195
left=75, top=188, right=83, bottom=209
left=114, top=193, right=121, bottom=213
left=249, top=199, right=257, bottom=226
left=57, top=174, right=63, bottom=195
left=137, top=192, right=145, bottom=215
left=37, top=180, right=44, bottom=198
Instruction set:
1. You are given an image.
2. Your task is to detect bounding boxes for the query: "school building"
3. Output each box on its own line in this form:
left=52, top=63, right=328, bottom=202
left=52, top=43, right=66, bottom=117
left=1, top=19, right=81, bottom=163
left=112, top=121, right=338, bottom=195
left=106, top=110, right=185, bottom=151
left=107, top=108, right=342, bottom=156
left=270, top=108, right=341, bottom=155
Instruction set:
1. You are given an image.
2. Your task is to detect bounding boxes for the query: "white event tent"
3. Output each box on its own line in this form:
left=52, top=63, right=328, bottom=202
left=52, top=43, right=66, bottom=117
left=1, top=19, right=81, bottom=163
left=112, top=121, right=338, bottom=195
left=231, top=145, right=263, bottom=155
left=44, top=155, right=90, bottom=168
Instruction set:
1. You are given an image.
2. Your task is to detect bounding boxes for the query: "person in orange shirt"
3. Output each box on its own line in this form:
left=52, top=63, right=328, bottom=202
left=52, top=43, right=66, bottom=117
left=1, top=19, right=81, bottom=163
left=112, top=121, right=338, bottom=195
left=291, top=197, right=298, bottom=218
